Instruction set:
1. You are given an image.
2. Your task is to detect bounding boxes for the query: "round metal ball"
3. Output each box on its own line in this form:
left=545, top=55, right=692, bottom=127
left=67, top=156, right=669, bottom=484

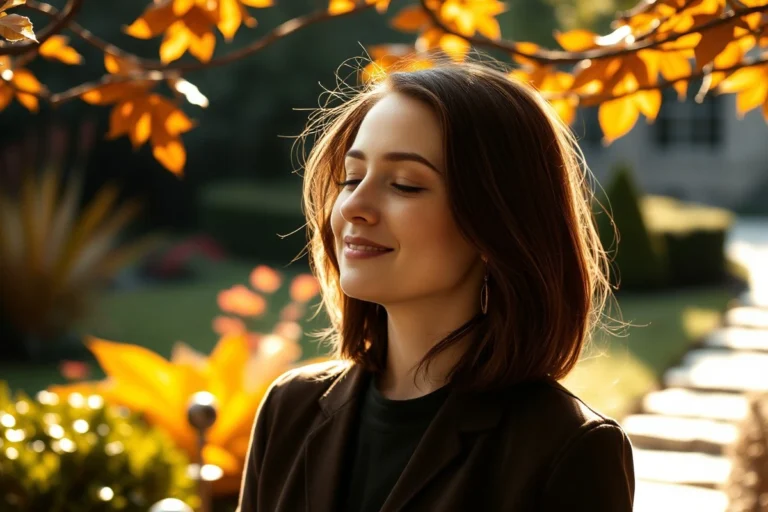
left=148, top=498, right=194, bottom=512
left=187, top=391, right=217, bottom=431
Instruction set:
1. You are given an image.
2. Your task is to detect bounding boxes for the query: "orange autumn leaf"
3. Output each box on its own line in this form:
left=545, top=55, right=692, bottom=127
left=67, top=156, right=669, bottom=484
left=361, top=45, right=433, bottom=83
left=554, top=29, right=598, bottom=52
left=0, top=58, right=44, bottom=113
left=718, top=64, right=768, bottom=120
left=218, top=284, right=267, bottom=316
left=391, top=5, right=431, bottom=32
left=329, top=0, right=389, bottom=15
left=0, top=8, right=35, bottom=43
left=692, top=13, right=742, bottom=71
left=656, top=50, right=692, bottom=99
left=39, top=35, right=83, bottom=65
left=289, top=274, right=321, bottom=303
left=438, top=0, right=506, bottom=40
left=249, top=265, right=282, bottom=293
left=598, top=87, right=662, bottom=143
left=510, top=65, right=577, bottom=125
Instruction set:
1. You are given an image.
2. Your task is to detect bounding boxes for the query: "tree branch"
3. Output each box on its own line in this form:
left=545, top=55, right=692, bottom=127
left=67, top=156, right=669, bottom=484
left=21, top=0, right=163, bottom=68
left=44, top=2, right=374, bottom=104
left=0, top=0, right=84, bottom=56
left=419, top=0, right=767, bottom=65
left=560, top=54, right=768, bottom=105
left=152, top=2, right=375, bottom=72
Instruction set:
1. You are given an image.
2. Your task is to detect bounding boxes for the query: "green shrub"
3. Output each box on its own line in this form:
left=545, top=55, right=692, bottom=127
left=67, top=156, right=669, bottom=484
left=642, top=195, right=734, bottom=287
left=199, top=179, right=307, bottom=264
left=0, top=382, right=198, bottom=512
left=722, top=391, right=768, bottom=512
left=595, top=163, right=668, bottom=292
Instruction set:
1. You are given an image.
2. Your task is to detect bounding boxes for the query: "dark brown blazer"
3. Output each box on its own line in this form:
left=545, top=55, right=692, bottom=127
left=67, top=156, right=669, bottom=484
left=236, top=360, right=635, bottom=512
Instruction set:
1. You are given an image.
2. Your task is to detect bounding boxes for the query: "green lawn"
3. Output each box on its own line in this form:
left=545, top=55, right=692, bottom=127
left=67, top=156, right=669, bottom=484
left=1, top=258, right=733, bottom=422
left=563, top=287, right=732, bottom=419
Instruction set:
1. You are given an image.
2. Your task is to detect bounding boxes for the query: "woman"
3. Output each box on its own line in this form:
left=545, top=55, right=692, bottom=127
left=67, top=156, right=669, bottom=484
left=237, top=59, right=635, bottom=512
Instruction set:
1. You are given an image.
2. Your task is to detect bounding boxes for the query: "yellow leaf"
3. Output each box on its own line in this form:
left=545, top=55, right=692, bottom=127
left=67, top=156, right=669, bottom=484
left=107, top=100, right=137, bottom=139
left=554, top=29, right=597, bottom=52
left=551, top=98, right=577, bottom=125
left=240, top=0, right=273, bottom=6
left=632, top=89, right=662, bottom=121
left=80, top=83, right=147, bottom=105
left=599, top=96, right=640, bottom=143
left=0, top=85, right=12, bottom=111
left=11, top=68, right=40, bottom=93
left=152, top=137, right=186, bottom=175
left=123, top=3, right=176, bottom=39
left=188, top=30, right=215, bottom=62
left=39, top=35, right=82, bottom=65
left=129, top=97, right=152, bottom=148
left=512, top=41, right=540, bottom=67
left=476, top=15, right=501, bottom=40
left=719, top=66, right=767, bottom=93
left=735, top=82, right=768, bottom=117
left=15, top=91, right=36, bottom=111
left=328, top=0, right=354, bottom=15
left=160, top=22, right=191, bottom=63
left=439, top=33, right=470, bottom=62
left=658, top=51, right=691, bottom=100
left=0, top=12, right=35, bottom=42
left=173, top=0, right=195, bottom=16
left=0, top=1, right=26, bottom=13
left=217, top=0, right=241, bottom=40
left=391, top=5, right=430, bottom=32
left=693, top=16, right=736, bottom=70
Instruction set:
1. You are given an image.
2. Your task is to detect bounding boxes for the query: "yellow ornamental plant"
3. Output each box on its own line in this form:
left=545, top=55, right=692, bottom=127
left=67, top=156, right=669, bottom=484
left=50, top=333, right=328, bottom=495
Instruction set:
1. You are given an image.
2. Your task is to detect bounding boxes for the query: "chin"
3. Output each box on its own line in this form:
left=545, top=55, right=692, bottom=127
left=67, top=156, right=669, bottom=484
left=339, top=274, right=386, bottom=304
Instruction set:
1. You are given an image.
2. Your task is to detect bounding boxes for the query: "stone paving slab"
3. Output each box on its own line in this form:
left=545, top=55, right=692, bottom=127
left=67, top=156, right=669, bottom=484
left=704, top=326, right=768, bottom=352
left=642, top=388, right=749, bottom=423
left=726, top=306, right=768, bottom=329
left=737, top=290, right=768, bottom=309
left=633, top=448, right=732, bottom=488
left=634, top=480, right=728, bottom=512
left=664, top=349, right=768, bottom=392
left=623, top=414, right=738, bottom=455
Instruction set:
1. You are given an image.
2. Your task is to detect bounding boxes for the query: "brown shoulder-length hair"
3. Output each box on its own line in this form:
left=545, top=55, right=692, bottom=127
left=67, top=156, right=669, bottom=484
left=299, top=57, right=618, bottom=392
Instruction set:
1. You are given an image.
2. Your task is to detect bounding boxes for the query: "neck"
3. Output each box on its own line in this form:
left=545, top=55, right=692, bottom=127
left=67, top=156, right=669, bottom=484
left=376, top=293, right=481, bottom=400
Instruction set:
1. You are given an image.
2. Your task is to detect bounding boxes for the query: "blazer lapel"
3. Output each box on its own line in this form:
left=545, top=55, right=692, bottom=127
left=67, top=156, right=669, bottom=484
left=304, top=362, right=367, bottom=512
left=379, top=385, right=506, bottom=512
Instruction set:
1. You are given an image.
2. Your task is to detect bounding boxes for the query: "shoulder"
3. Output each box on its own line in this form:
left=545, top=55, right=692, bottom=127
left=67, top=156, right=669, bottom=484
left=265, top=359, right=353, bottom=409
left=515, top=378, right=620, bottom=428
left=495, top=378, right=629, bottom=460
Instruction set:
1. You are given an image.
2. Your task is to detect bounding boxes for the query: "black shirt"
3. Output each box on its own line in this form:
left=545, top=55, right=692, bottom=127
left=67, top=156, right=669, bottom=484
left=338, top=374, right=453, bottom=512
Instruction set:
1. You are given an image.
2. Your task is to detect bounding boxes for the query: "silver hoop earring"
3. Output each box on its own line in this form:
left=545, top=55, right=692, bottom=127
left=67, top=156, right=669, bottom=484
left=480, top=269, right=489, bottom=315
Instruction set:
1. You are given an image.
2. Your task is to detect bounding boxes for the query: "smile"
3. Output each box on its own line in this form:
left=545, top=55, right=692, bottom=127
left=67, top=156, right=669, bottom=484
left=343, top=243, right=393, bottom=260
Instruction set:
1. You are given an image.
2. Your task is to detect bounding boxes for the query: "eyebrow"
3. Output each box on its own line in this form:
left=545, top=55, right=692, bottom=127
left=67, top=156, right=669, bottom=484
left=345, top=149, right=441, bottom=174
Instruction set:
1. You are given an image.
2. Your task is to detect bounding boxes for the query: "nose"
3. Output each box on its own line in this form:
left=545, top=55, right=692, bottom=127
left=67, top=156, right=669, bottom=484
left=339, top=179, right=380, bottom=225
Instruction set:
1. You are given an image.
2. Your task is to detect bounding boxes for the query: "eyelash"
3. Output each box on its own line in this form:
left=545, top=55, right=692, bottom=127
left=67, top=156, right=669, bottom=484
left=335, top=179, right=424, bottom=194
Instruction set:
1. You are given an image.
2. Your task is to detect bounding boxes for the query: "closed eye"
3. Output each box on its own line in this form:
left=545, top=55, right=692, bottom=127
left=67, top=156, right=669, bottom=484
left=336, top=179, right=424, bottom=194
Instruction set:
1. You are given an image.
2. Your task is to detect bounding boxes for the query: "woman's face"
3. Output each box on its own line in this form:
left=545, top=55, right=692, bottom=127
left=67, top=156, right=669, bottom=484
left=331, top=92, right=482, bottom=308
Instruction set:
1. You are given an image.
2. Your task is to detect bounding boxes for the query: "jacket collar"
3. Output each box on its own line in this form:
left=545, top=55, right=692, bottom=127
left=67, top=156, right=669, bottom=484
left=305, top=362, right=506, bottom=512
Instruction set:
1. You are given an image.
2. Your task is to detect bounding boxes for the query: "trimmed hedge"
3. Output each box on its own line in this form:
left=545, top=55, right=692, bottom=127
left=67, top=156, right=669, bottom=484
left=595, top=163, right=735, bottom=292
left=199, top=180, right=308, bottom=265
left=595, top=163, right=668, bottom=291
left=642, top=195, right=734, bottom=287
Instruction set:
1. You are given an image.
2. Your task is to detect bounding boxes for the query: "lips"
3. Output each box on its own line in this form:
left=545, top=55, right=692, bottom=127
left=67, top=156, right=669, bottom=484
left=343, top=236, right=393, bottom=251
